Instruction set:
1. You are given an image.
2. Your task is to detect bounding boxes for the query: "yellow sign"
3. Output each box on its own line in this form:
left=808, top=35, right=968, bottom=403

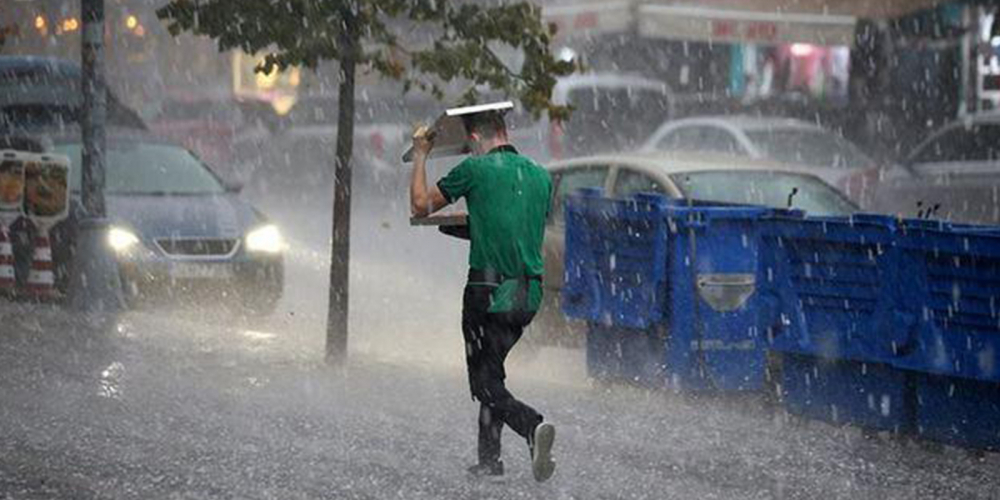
left=0, top=151, right=27, bottom=214
left=23, top=155, right=70, bottom=222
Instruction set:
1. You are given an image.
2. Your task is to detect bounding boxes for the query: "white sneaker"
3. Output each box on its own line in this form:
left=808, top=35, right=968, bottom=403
left=531, top=422, right=556, bottom=482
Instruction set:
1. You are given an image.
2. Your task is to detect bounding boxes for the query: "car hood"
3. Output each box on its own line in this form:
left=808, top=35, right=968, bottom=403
left=105, top=193, right=262, bottom=241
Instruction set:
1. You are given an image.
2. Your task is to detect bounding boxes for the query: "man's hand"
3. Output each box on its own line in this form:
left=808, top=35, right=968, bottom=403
left=409, top=124, right=449, bottom=218
left=412, top=124, right=435, bottom=158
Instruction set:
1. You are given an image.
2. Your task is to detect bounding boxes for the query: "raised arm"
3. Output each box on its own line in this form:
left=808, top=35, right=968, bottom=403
left=409, top=125, right=450, bottom=218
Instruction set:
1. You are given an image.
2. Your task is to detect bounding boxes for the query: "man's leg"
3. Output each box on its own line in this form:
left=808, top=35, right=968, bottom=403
left=475, top=314, right=543, bottom=443
left=477, top=404, right=504, bottom=463
left=479, top=313, right=556, bottom=482
left=463, top=285, right=506, bottom=476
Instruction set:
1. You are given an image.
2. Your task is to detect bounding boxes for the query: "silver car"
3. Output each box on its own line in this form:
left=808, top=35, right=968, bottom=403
left=640, top=115, right=875, bottom=189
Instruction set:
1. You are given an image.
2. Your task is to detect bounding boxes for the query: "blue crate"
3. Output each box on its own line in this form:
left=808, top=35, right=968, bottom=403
left=914, top=373, right=1000, bottom=450
left=760, top=214, right=910, bottom=365
left=779, top=353, right=914, bottom=433
left=660, top=203, right=783, bottom=392
left=763, top=214, right=1000, bottom=385
left=566, top=191, right=794, bottom=392
left=891, top=224, right=1000, bottom=383
left=563, top=189, right=670, bottom=329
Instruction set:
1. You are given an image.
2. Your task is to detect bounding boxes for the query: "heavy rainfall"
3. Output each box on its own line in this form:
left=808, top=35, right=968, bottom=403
left=2, top=0, right=1000, bottom=498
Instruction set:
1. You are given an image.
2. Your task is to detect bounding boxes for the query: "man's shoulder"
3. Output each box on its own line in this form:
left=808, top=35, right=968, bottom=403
left=507, top=152, right=547, bottom=173
left=517, top=155, right=551, bottom=182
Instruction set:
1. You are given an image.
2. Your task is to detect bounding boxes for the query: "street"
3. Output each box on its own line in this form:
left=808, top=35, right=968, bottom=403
left=2, top=190, right=999, bottom=500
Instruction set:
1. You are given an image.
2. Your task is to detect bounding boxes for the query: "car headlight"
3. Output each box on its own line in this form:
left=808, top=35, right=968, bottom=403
left=245, top=224, right=285, bottom=253
left=108, top=227, right=140, bottom=253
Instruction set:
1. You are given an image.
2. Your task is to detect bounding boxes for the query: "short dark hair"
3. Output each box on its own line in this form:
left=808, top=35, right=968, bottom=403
left=462, top=111, right=506, bottom=139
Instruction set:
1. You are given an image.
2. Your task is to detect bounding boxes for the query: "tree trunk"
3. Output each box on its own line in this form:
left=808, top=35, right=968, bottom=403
left=81, top=0, right=107, bottom=218
left=326, top=17, right=357, bottom=363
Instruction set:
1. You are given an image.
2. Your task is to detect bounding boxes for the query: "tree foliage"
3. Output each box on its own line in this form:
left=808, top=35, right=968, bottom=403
left=157, top=0, right=576, bottom=120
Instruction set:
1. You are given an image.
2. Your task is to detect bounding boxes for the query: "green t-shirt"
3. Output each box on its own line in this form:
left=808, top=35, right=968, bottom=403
left=437, top=145, right=552, bottom=313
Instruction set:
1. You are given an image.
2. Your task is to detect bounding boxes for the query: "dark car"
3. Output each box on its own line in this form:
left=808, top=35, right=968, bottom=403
left=868, top=112, right=1000, bottom=224
left=0, top=56, right=146, bottom=133
left=12, top=128, right=284, bottom=314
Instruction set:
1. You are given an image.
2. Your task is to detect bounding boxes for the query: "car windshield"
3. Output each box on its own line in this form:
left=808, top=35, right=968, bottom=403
left=670, top=170, right=857, bottom=216
left=57, top=141, right=225, bottom=195
left=744, top=128, right=871, bottom=169
left=0, top=74, right=79, bottom=107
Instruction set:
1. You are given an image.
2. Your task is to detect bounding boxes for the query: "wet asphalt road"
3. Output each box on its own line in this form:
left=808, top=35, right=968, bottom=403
left=2, top=183, right=1000, bottom=499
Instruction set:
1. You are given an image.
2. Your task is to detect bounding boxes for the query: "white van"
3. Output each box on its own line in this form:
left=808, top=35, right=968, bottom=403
left=506, top=73, right=675, bottom=163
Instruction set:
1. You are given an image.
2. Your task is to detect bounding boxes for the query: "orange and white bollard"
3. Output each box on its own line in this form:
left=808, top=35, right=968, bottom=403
left=24, top=230, right=57, bottom=300
left=0, top=224, right=14, bottom=294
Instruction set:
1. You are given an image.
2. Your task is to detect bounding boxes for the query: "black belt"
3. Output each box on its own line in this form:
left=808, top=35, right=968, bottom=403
left=467, top=268, right=543, bottom=286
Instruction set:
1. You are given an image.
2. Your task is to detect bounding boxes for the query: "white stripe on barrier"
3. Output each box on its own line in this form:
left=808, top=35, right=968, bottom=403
left=27, top=270, right=54, bottom=284
left=0, top=267, right=13, bottom=279
left=32, top=247, right=52, bottom=261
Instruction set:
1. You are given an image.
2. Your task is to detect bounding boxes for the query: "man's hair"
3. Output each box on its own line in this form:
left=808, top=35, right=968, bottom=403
left=462, top=111, right=507, bottom=139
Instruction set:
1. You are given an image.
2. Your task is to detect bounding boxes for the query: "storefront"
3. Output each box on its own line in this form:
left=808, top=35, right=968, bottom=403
left=541, top=0, right=971, bottom=105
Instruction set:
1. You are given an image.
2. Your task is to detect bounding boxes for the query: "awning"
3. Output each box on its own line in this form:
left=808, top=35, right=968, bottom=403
left=542, top=0, right=961, bottom=45
left=637, top=4, right=857, bottom=46
left=543, top=1, right=633, bottom=40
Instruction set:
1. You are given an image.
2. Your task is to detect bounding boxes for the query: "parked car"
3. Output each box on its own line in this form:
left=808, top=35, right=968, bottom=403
left=250, top=94, right=429, bottom=195
left=532, top=151, right=858, bottom=346
left=865, top=112, right=1000, bottom=224
left=149, top=95, right=276, bottom=182
left=640, top=115, right=876, bottom=192
left=12, top=128, right=285, bottom=314
left=0, top=56, right=146, bottom=132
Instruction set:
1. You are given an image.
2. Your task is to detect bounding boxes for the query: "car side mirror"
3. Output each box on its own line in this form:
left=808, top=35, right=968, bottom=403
left=223, top=179, right=244, bottom=193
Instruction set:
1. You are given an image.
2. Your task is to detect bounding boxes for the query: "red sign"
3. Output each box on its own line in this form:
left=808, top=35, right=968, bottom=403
left=711, top=21, right=736, bottom=37
left=574, top=12, right=599, bottom=30
left=711, top=20, right=779, bottom=41
left=744, top=22, right=778, bottom=41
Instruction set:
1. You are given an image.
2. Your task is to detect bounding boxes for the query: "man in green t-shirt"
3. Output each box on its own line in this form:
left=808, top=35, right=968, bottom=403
left=409, top=111, right=556, bottom=482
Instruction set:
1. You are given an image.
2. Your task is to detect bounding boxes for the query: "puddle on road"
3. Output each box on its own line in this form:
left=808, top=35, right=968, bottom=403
left=98, top=361, right=125, bottom=399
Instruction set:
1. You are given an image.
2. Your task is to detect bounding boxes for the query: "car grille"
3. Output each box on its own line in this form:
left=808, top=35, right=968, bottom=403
left=156, top=238, right=238, bottom=257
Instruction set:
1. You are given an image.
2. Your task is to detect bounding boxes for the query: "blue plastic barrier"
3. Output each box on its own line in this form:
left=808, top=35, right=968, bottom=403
left=564, top=190, right=796, bottom=392
left=564, top=189, right=1000, bottom=448
left=913, top=373, right=1000, bottom=450
left=778, top=353, right=914, bottom=433
left=762, top=215, right=1000, bottom=445
left=893, top=222, right=1000, bottom=382
left=562, top=189, right=670, bottom=330
left=759, top=214, right=909, bottom=364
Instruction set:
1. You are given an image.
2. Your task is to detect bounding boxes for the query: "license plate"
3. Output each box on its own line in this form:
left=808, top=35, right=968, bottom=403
left=169, top=263, right=233, bottom=280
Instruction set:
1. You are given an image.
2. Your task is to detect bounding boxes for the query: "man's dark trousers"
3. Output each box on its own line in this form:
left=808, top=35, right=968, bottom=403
left=462, top=283, right=544, bottom=465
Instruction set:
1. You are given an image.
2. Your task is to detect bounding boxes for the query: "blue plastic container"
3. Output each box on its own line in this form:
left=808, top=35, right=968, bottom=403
left=778, top=353, right=914, bottom=433
left=565, top=191, right=792, bottom=392
left=914, top=372, right=1000, bottom=450
left=563, top=189, right=670, bottom=330
left=759, top=214, right=908, bottom=365
left=660, top=202, right=780, bottom=392
left=890, top=222, right=1000, bottom=383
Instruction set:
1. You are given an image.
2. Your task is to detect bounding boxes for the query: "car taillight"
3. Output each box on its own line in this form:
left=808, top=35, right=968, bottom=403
left=839, top=166, right=881, bottom=209
left=549, top=120, right=564, bottom=160
left=369, top=132, right=385, bottom=160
